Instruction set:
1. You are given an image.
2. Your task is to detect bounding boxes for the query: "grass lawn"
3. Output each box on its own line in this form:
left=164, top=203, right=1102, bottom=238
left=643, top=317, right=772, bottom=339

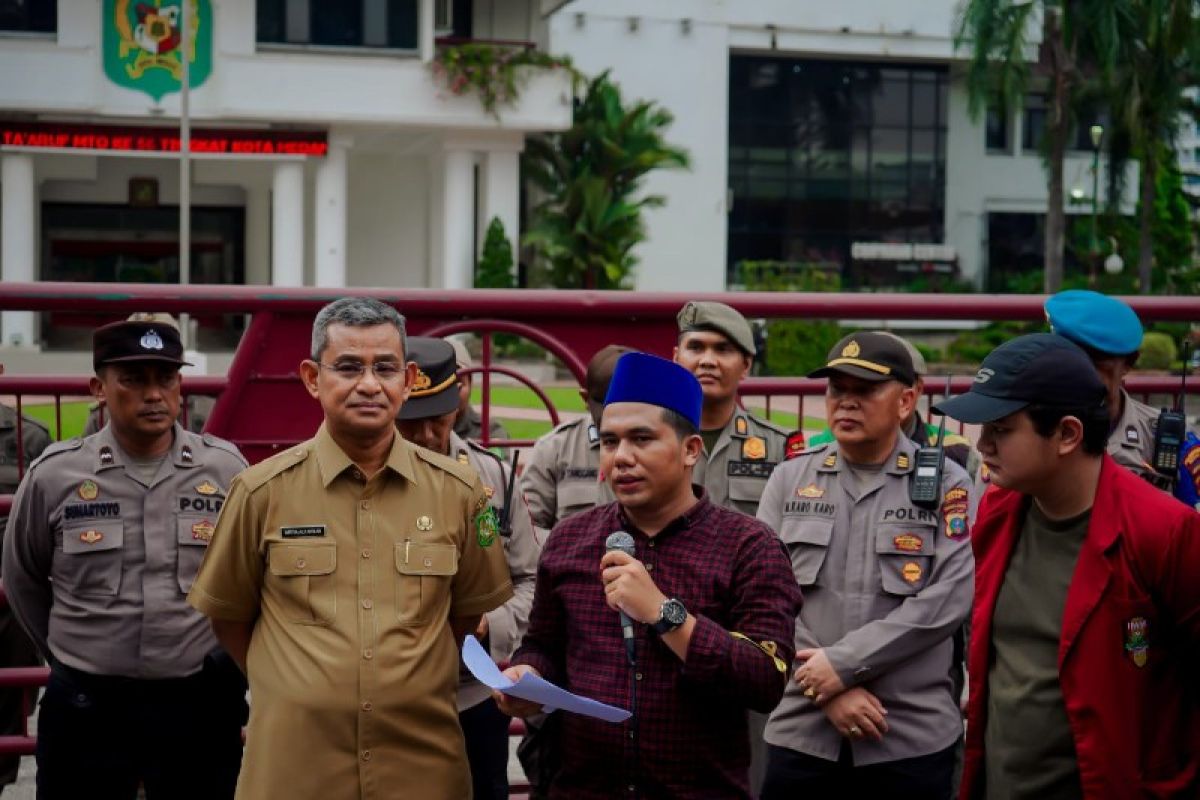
left=22, top=400, right=92, bottom=440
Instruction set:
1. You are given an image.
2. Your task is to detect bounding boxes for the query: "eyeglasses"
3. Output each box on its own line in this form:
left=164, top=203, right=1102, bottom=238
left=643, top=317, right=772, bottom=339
left=317, top=362, right=405, bottom=382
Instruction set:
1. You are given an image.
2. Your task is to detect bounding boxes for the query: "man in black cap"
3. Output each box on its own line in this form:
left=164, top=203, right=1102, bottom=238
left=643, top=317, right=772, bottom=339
left=756, top=332, right=974, bottom=799
left=935, top=333, right=1200, bottom=800
left=395, top=337, right=539, bottom=800
left=2, top=319, right=249, bottom=799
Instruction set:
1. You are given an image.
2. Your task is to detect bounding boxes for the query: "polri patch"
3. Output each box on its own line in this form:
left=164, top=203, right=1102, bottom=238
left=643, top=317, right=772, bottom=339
left=728, top=461, right=775, bottom=479
left=281, top=525, right=326, bottom=538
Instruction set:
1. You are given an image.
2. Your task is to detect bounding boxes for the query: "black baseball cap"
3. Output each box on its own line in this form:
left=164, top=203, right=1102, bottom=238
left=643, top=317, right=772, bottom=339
left=933, top=333, right=1106, bottom=424
left=809, top=332, right=916, bottom=386
left=398, top=337, right=460, bottom=421
left=93, top=320, right=191, bottom=372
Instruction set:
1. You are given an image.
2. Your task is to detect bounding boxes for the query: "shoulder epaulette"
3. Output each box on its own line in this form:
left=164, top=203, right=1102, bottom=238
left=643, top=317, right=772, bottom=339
left=799, top=441, right=832, bottom=456
left=27, top=437, right=83, bottom=470
left=745, top=411, right=791, bottom=438
left=415, top=446, right=478, bottom=489
left=466, top=438, right=507, bottom=472
left=196, top=431, right=249, bottom=466
left=238, top=445, right=310, bottom=492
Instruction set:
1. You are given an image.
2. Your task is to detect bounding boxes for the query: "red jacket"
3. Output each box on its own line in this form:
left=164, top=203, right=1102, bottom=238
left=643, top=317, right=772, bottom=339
left=962, top=455, right=1200, bottom=799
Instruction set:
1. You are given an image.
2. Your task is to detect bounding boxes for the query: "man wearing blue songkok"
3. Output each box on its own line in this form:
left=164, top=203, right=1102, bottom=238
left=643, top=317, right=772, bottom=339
left=1045, top=289, right=1200, bottom=508
left=494, top=352, right=803, bottom=799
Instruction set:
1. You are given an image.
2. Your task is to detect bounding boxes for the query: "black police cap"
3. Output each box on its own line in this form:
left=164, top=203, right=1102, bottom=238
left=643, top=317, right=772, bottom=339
left=93, top=320, right=190, bottom=372
left=398, top=337, right=460, bottom=421
left=809, top=332, right=917, bottom=386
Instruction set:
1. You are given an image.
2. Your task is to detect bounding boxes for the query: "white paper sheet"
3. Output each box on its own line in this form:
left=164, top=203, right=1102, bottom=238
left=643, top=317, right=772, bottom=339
left=461, top=636, right=631, bottom=723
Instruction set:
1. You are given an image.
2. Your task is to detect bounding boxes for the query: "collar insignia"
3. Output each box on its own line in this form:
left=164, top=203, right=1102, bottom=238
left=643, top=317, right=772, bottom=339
left=735, top=417, right=748, bottom=436
left=99, top=446, right=114, bottom=465
left=1125, top=425, right=1139, bottom=444
left=181, top=445, right=194, bottom=463
left=457, top=451, right=469, bottom=465
left=896, top=453, right=911, bottom=470
left=822, top=453, right=837, bottom=468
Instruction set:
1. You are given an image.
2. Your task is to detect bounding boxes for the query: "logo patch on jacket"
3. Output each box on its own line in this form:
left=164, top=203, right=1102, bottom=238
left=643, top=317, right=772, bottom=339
left=1124, top=617, right=1149, bottom=667
left=742, top=436, right=766, bottom=460
left=942, top=487, right=969, bottom=540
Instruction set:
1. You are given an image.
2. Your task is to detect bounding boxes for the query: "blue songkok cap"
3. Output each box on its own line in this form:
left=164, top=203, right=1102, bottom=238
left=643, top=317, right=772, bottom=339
left=603, top=352, right=703, bottom=429
left=1044, top=289, right=1144, bottom=357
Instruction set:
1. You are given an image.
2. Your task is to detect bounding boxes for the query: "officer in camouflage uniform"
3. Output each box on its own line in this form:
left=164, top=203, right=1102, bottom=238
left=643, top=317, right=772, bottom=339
left=396, top=337, right=539, bottom=800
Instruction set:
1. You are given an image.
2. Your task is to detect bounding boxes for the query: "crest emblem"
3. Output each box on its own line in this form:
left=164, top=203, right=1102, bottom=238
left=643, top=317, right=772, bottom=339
left=841, top=340, right=861, bottom=358
left=901, top=561, right=923, bottom=583
left=195, top=480, right=219, bottom=496
left=191, top=519, right=214, bottom=542
left=942, top=487, right=970, bottom=540
left=483, top=486, right=495, bottom=499
left=103, top=0, right=213, bottom=102
left=78, top=480, right=100, bottom=501
left=416, top=515, right=434, bottom=532
left=476, top=507, right=499, bottom=548
left=796, top=484, right=825, bottom=499
left=1124, top=617, right=1149, bottom=667
left=413, top=370, right=432, bottom=391
left=893, top=534, right=924, bottom=552
left=139, top=329, right=164, bottom=350
left=79, top=530, right=104, bottom=545
left=742, top=436, right=766, bottom=460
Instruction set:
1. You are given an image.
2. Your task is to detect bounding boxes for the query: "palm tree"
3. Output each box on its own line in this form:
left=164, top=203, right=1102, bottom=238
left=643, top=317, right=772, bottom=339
left=522, top=72, right=690, bottom=289
left=956, top=0, right=1123, bottom=292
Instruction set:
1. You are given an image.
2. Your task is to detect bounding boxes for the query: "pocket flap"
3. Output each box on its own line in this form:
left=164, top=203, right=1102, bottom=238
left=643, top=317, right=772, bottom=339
left=62, top=521, right=124, bottom=554
left=177, top=514, right=217, bottom=548
left=396, top=542, right=458, bottom=576
left=875, top=526, right=936, bottom=556
left=269, top=541, right=337, bottom=576
left=779, top=518, right=834, bottom=547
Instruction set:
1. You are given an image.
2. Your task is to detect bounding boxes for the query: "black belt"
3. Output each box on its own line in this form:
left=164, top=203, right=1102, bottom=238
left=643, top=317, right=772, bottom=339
left=51, top=661, right=205, bottom=693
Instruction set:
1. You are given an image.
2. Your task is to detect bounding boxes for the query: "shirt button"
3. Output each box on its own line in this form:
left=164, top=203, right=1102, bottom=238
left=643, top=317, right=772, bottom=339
left=360, top=500, right=370, bottom=510
left=361, top=549, right=371, bottom=559
left=645, top=564, right=653, bottom=572
left=648, top=541, right=655, bottom=548
left=361, top=750, right=371, bottom=762
left=635, top=673, right=643, bottom=681
left=352, top=470, right=364, bottom=481
left=362, top=599, right=373, bottom=610
left=361, top=701, right=373, bottom=712
left=363, top=648, right=374, bottom=660
left=295, top=558, right=307, bottom=569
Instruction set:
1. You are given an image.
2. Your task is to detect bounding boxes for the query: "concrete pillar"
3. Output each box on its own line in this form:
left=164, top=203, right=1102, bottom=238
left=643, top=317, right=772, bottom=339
left=434, top=149, right=476, bottom=290
left=478, top=146, right=522, bottom=278
left=1, top=154, right=36, bottom=347
left=419, top=0, right=434, bottom=62
left=244, top=179, right=271, bottom=286
left=314, top=136, right=350, bottom=288
left=272, top=161, right=305, bottom=286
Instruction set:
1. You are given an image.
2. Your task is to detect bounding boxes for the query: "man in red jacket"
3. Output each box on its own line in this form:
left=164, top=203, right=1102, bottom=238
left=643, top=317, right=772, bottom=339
left=934, top=333, right=1200, bottom=800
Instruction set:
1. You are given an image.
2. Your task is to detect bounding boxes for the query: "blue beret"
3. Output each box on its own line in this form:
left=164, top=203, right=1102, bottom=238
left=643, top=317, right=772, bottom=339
left=1044, top=290, right=1143, bottom=357
left=604, top=352, right=702, bottom=429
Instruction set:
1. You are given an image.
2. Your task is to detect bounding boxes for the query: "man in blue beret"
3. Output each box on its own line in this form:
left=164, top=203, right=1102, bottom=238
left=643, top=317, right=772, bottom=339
left=1045, top=289, right=1200, bottom=507
left=495, top=352, right=803, bottom=799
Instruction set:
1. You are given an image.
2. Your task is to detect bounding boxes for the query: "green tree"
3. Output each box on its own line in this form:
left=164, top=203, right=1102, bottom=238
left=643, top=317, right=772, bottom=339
left=475, top=217, right=515, bottom=288
left=956, top=0, right=1123, bottom=292
left=522, top=71, right=690, bottom=289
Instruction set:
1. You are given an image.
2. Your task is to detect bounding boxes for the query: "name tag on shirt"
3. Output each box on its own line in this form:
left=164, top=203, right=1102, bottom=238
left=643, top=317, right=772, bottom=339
left=281, top=525, right=326, bottom=538
left=728, top=461, right=776, bottom=479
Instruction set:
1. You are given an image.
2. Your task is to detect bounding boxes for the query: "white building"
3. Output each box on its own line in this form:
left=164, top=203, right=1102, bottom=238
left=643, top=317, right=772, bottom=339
left=0, top=0, right=570, bottom=349
left=544, top=0, right=1137, bottom=293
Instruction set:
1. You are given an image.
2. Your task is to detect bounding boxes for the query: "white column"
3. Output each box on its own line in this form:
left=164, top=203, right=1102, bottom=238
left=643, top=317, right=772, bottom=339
left=419, top=0, right=435, bottom=62
left=314, top=136, right=350, bottom=288
left=478, top=146, right=522, bottom=277
left=436, top=149, right=476, bottom=290
left=272, top=161, right=305, bottom=286
left=1, top=154, right=36, bottom=347
left=244, top=180, right=271, bottom=286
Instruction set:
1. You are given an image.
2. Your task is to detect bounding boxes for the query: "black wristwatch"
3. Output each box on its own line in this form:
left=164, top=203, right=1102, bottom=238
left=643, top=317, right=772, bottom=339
left=651, top=598, right=688, bottom=635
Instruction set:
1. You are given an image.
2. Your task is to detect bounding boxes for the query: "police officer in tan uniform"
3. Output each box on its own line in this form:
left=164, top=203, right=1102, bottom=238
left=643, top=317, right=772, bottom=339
left=396, top=336, right=539, bottom=800
left=520, top=345, right=629, bottom=532
left=189, top=298, right=513, bottom=800
left=2, top=319, right=249, bottom=799
left=756, top=332, right=974, bottom=799
left=674, top=302, right=796, bottom=517
left=0, top=381, right=50, bottom=794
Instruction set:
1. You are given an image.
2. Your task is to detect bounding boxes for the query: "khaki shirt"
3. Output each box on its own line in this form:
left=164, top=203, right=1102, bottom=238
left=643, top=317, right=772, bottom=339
left=520, top=417, right=614, bottom=532
left=756, top=437, right=974, bottom=765
left=2, top=424, right=247, bottom=678
left=449, top=430, right=540, bottom=711
left=696, top=406, right=791, bottom=516
left=189, top=424, right=513, bottom=800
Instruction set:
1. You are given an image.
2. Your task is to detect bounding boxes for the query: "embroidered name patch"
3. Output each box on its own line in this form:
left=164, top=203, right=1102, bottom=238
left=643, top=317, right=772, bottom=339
left=728, top=461, right=776, bottom=479
left=281, top=525, right=326, bottom=538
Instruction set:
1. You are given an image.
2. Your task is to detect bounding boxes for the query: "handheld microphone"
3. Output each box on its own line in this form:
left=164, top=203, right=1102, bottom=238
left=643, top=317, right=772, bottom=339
left=605, top=530, right=638, bottom=666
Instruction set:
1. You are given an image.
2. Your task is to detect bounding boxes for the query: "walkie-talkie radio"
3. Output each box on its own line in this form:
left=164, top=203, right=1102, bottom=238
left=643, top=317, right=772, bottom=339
left=1152, top=343, right=1189, bottom=479
left=910, top=375, right=952, bottom=509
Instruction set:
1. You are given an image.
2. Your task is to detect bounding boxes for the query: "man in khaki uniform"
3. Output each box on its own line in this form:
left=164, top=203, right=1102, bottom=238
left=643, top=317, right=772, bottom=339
left=396, top=336, right=540, bottom=800
left=448, top=338, right=509, bottom=447
left=189, top=298, right=513, bottom=800
left=520, top=345, right=629, bottom=533
left=756, top=332, right=974, bottom=798
left=3, top=320, right=248, bottom=799
left=673, top=301, right=797, bottom=517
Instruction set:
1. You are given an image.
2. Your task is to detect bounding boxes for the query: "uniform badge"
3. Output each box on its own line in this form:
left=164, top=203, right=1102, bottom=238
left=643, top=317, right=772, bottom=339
left=195, top=480, right=219, bottom=496
left=476, top=507, right=499, bottom=548
left=942, top=487, right=970, bottom=540
left=1124, top=617, right=1149, bottom=667
left=785, top=431, right=806, bottom=460
left=796, top=484, right=825, bottom=499
left=901, top=561, right=922, bottom=583
left=140, top=329, right=164, bottom=351
left=1125, top=425, right=1139, bottom=444
left=841, top=340, right=861, bottom=358
left=483, top=485, right=495, bottom=499
left=413, top=370, right=432, bottom=391
left=78, top=480, right=99, bottom=501
left=896, top=454, right=911, bottom=470
left=735, top=417, right=748, bottom=436
left=587, top=424, right=599, bottom=444
left=416, top=515, right=434, bottom=532
left=181, top=445, right=194, bottom=463
left=457, top=452, right=470, bottom=465
left=79, top=529, right=103, bottom=545
left=99, top=447, right=115, bottom=466
left=742, top=436, right=766, bottom=460
left=822, top=453, right=837, bottom=469
left=191, top=520, right=215, bottom=542
left=893, top=534, right=923, bottom=552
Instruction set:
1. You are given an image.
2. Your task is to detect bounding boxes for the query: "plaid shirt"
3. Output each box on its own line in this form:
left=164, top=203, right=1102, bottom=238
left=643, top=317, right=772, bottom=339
left=513, top=489, right=803, bottom=799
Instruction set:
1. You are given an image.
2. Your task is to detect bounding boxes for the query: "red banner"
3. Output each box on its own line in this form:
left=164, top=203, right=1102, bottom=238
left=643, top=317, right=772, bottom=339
left=0, top=121, right=327, bottom=157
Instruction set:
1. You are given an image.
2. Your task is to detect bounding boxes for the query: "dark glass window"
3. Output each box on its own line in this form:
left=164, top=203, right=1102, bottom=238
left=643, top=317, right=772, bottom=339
left=728, top=56, right=948, bottom=288
left=257, top=0, right=418, bottom=49
left=0, top=0, right=55, bottom=33
left=1022, top=94, right=1047, bottom=151
left=986, top=103, right=1009, bottom=151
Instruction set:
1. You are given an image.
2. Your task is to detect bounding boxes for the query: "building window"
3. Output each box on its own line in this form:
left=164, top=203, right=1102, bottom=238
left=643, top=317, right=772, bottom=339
left=0, top=0, right=55, bottom=33
left=727, top=57, right=949, bottom=288
left=257, top=0, right=418, bottom=50
left=1022, top=94, right=1047, bottom=151
left=985, top=102, right=1009, bottom=152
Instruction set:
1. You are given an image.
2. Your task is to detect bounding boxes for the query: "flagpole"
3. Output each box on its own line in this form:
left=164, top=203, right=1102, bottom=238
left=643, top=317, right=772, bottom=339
left=179, top=0, right=192, bottom=349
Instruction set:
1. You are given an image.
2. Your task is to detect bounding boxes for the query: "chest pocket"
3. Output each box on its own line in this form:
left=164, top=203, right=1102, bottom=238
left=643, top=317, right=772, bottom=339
left=60, top=521, right=125, bottom=597
left=557, top=481, right=598, bottom=522
left=395, top=542, right=458, bottom=626
left=875, top=525, right=936, bottom=596
left=267, top=540, right=337, bottom=625
left=727, top=474, right=772, bottom=515
left=779, top=518, right=833, bottom=586
left=175, top=513, right=214, bottom=594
